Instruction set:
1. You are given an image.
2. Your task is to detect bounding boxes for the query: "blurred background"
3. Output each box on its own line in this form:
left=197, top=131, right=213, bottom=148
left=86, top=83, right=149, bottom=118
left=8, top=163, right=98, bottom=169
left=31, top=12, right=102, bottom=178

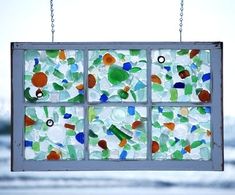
left=1, top=0, right=235, bottom=194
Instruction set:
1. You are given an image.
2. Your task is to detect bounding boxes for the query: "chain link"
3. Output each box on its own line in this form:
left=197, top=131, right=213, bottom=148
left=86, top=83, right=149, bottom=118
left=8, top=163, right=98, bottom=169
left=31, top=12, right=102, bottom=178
left=179, top=0, right=184, bottom=42
left=50, top=0, right=55, bottom=42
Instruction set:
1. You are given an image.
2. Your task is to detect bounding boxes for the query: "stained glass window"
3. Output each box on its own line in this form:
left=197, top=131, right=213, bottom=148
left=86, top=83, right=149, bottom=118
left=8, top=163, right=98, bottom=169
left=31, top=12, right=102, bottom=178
left=151, top=50, right=210, bottom=102
left=89, top=106, right=147, bottom=160
left=11, top=42, right=223, bottom=171
left=25, top=107, right=84, bottom=160
left=152, top=107, right=211, bottom=160
left=88, top=50, right=147, bottom=102
left=24, top=50, right=84, bottom=103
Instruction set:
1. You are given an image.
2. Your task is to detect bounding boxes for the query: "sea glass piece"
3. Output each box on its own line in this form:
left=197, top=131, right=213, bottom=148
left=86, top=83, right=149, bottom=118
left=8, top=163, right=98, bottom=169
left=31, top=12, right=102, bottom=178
left=25, top=115, right=36, bottom=126
left=88, top=74, right=96, bottom=88
left=103, top=53, right=116, bottom=65
left=24, top=107, right=84, bottom=160
left=88, top=50, right=147, bottom=102
left=24, top=50, right=84, bottom=102
left=89, top=106, right=147, bottom=160
left=117, top=89, right=129, bottom=99
left=31, top=72, right=48, bottom=88
left=120, top=150, right=128, bottom=160
left=123, top=62, right=132, bottom=71
left=198, top=89, right=211, bottom=102
left=100, top=93, right=108, bottom=102
left=108, top=65, right=129, bottom=85
left=152, top=106, right=211, bottom=160
left=190, top=49, right=200, bottom=59
left=98, top=140, right=108, bottom=150
left=152, top=141, right=160, bottom=153
left=151, top=49, right=210, bottom=102
left=47, top=151, right=61, bottom=160
left=127, top=106, right=135, bottom=115
left=151, top=75, right=161, bottom=84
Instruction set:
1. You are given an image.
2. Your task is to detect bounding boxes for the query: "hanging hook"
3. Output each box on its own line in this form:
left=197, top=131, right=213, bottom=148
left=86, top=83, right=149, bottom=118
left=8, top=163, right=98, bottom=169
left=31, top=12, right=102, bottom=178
left=50, top=0, right=55, bottom=42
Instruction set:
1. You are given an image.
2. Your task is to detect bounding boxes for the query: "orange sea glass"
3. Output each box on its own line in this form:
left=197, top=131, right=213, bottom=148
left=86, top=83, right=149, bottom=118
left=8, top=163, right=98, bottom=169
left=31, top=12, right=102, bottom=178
left=152, top=141, right=160, bottom=153
left=31, top=72, right=48, bottom=88
left=103, top=53, right=116, bottom=65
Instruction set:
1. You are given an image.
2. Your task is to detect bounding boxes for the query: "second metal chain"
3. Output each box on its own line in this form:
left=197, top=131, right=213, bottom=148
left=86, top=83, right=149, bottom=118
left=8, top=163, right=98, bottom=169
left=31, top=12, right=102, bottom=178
left=50, top=0, right=55, bottom=42
left=179, top=0, right=184, bottom=42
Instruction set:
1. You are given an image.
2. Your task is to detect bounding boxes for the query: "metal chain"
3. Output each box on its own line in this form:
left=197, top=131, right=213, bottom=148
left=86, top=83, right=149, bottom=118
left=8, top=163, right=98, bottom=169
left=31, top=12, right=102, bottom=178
left=50, top=0, right=55, bottom=42
left=179, top=0, right=184, bottom=42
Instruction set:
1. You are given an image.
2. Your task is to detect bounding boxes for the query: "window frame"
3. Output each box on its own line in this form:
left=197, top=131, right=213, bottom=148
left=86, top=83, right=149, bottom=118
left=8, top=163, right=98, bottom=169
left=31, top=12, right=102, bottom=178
left=11, top=42, right=223, bottom=171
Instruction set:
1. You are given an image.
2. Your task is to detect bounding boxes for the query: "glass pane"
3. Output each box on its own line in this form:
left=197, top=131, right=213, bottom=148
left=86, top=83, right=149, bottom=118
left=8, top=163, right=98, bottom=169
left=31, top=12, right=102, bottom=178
left=151, top=50, right=211, bottom=102
left=88, top=50, right=147, bottom=102
left=89, top=106, right=147, bottom=159
left=152, top=106, right=211, bottom=160
left=24, top=50, right=84, bottom=102
left=24, top=107, right=84, bottom=160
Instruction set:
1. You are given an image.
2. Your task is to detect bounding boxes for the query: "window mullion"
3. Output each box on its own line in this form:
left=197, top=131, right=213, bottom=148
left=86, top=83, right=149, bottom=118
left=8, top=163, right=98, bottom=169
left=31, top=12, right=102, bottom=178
left=84, top=48, right=89, bottom=161
left=147, top=48, right=152, bottom=160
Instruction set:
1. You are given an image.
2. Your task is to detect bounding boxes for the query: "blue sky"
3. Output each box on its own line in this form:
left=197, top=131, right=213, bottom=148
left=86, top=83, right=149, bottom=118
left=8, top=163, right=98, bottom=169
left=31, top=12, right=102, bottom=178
left=0, top=0, right=235, bottom=119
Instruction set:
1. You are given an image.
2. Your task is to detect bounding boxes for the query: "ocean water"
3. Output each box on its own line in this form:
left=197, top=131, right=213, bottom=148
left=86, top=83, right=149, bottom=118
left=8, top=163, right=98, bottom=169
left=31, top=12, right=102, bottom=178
left=0, top=134, right=235, bottom=195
